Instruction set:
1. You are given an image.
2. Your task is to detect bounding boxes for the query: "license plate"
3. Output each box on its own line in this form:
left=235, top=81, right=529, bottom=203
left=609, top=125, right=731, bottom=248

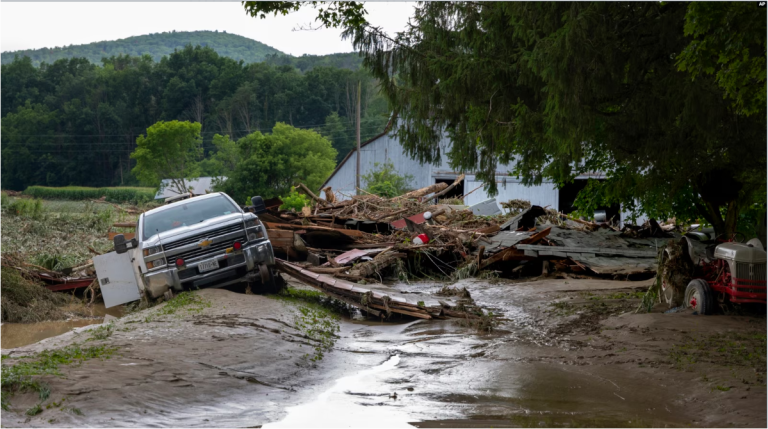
left=197, top=259, right=220, bottom=273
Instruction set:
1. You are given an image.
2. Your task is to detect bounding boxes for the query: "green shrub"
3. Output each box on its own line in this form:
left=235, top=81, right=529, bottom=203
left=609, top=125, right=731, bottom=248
left=23, top=186, right=155, bottom=204
left=362, top=161, right=414, bottom=198
left=279, top=187, right=312, bottom=211
left=6, top=198, right=44, bottom=219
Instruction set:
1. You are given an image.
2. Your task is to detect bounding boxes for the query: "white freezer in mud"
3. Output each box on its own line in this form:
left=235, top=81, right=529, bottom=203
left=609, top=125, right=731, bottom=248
left=93, top=250, right=142, bottom=308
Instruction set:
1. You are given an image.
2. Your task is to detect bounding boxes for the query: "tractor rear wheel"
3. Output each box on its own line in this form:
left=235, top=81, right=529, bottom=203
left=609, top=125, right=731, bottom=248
left=660, top=248, right=680, bottom=307
left=684, top=279, right=714, bottom=315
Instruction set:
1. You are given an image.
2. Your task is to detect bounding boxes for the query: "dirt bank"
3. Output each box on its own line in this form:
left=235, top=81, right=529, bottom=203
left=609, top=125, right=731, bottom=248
left=2, top=277, right=765, bottom=428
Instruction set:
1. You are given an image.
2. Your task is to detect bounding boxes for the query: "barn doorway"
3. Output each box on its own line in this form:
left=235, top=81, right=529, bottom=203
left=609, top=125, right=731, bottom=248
left=434, top=178, right=464, bottom=201
left=558, top=180, right=621, bottom=224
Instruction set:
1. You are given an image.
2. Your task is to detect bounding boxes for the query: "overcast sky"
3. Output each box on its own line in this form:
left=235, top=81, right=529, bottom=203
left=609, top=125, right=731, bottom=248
left=0, top=2, right=416, bottom=56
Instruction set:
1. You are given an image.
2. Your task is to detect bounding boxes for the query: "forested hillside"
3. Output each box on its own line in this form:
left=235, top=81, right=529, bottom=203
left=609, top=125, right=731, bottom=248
left=1, top=45, right=389, bottom=191
left=1, top=31, right=284, bottom=66
left=264, top=52, right=363, bottom=72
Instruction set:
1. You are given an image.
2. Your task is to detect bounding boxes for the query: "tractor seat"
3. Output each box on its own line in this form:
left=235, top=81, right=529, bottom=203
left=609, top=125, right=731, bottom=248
left=705, top=244, right=717, bottom=261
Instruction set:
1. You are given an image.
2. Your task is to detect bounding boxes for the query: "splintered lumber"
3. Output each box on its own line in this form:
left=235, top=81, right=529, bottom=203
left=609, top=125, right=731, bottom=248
left=349, top=250, right=407, bottom=277
left=479, top=227, right=551, bottom=269
left=276, top=259, right=432, bottom=319
left=297, top=183, right=330, bottom=206
left=394, top=182, right=448, bottom=201
left=431, top=174, right=465, bottom=201
left=263, top=222, right=364, bottom=237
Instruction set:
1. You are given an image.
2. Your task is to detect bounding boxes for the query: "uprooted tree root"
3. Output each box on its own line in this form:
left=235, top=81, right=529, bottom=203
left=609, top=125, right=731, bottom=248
left=1, top=256, right=77, bottom=323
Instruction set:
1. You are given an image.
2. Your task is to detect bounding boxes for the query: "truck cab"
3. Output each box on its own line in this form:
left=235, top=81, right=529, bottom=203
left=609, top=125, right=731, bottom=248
left=94, top=192, right=277, bottom=307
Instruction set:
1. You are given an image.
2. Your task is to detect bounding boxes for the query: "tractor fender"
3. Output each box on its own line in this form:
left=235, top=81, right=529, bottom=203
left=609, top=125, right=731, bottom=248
left=680, top=235, right=710, bottom=265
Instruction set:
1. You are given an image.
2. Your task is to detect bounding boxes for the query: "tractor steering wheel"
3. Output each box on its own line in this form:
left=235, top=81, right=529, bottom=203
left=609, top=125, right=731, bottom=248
left=715, top=232, right=746, bottom=243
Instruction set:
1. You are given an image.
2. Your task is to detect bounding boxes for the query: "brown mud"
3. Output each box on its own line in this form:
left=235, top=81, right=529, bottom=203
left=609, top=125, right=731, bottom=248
left=1, top=277, right=765, bottom=428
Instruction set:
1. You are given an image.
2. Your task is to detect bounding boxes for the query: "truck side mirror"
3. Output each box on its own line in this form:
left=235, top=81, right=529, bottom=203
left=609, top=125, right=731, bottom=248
left=114, top=234, right=138, bottom=254
left=251, top=196, right=267, bottom=215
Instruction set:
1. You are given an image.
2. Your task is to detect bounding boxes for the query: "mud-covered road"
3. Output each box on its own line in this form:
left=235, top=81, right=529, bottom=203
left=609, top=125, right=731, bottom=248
left=2, top=277, right=765, bottom=428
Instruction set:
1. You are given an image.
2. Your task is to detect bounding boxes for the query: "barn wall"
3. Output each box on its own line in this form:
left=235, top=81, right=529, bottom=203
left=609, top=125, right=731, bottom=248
left=324, top=132, right=560, bottom=211
left=322, top=133, right=435, bottom=198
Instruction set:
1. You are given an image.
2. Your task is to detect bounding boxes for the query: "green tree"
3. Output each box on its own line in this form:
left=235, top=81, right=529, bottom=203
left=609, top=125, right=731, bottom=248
left=321, top=112, right=353, bottom=161
left=677, top=2, right=766, bottom=116
left=131, top=120, right=203, bottom=194
left=245, top=2, right=766, bottom=236
left=362, top=161, right=414, bottom=198
left=217, top=123, right=337, bottom=202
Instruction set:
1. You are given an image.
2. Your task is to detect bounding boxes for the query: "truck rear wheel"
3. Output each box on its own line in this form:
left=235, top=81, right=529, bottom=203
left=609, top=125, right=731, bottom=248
left=684, top=279, right=714, bottom=315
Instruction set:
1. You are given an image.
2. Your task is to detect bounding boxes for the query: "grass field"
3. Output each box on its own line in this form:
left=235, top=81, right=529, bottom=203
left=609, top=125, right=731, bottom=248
left=23, top=186, right=156, bottom=204
left=1, top=197, right=139, bottom=268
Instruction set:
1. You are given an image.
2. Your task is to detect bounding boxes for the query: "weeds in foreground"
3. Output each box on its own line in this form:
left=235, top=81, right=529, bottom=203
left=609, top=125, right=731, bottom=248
left=293, top=306, right=340, bottom=362
left=1, top=344, right=117, bottom=413
left=1, top=264, right=72, bottom=323
left=30, top=253, right=81, bottom=272
left=547, top=301, right=577, bottom=316
left=86, top=322, right=114, bottom=342
left=268, top=287, right=344, bottom=362
left=5, top=198, right=44, bottom=219
left=62, top=406, right=83, bottom=416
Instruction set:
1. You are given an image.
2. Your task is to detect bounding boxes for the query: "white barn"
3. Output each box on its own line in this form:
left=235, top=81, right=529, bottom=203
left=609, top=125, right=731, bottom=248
left=321, top=126, right=645, bottom=225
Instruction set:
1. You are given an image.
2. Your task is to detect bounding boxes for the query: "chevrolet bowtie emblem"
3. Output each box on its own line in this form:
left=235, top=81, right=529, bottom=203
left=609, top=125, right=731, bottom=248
left=198, top=239, right=213, bottom=248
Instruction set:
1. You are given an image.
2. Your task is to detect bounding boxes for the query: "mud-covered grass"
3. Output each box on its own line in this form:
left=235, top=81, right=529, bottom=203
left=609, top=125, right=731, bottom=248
left=293, top=306, right=341, bottom=362
left=669, top=332, right=767, bottom=381
left=0, top=264, right=75, bottom=323
left=269, top=286, right=350, bottom=315
left=268, top=287, right=343, bottom=362
left=547, top=293, right=640, bottom=335
left=1, top=344, right=117, bottom=413
left=142, top=291, right=212, bottom=322
left=1, top=198, right=124, bottom=266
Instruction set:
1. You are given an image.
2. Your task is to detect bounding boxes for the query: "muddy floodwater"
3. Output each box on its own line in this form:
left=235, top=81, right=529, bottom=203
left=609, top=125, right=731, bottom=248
left=1, top=303, right=123, bottom=349
left=2, top=278, right=765, bottom=428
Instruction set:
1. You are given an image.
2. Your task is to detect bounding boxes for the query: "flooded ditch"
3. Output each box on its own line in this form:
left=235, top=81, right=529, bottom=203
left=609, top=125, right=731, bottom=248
left=1, top=303, right=123, bottom=349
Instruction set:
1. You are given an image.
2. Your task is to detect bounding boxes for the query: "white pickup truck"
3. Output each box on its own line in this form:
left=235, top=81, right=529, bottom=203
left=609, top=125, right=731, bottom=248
left=94, top=192, right=278, bottom=307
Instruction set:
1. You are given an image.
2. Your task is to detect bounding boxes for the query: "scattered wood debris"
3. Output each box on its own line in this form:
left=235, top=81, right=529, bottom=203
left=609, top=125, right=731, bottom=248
left=261, top=184, right=672, bottom=281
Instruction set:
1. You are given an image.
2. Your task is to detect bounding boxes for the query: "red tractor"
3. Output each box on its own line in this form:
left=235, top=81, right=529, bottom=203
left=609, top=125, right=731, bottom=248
left=661, top=231, right=766, bottom=314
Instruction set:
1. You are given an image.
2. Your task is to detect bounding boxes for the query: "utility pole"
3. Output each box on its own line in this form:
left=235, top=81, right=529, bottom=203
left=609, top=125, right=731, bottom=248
left=355, top=79, right=361, bottom=195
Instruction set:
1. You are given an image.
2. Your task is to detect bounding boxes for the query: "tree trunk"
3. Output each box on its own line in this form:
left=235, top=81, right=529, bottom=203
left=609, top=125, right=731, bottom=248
left=723, top=200, right=740, bottom=237
left=700, top=199, right=740, bottom=238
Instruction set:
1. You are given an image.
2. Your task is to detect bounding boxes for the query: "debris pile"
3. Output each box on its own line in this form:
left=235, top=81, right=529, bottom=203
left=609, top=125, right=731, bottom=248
left=255, top=180, right=673, bottom=282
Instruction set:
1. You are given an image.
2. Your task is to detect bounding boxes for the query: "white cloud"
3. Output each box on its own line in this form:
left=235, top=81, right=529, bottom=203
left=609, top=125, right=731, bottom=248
left=0, top=2, right=415, bottom=56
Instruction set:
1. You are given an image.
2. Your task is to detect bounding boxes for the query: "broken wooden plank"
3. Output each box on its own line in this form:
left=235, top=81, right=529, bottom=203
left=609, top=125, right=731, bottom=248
left=394, top=182, right=448, bottom=201
left=431, top=174, right=465, bottom=201
left=264, top=222, right=364, bottom=237
left=297, top=183, right=330, bottom=206
left=108, top=232, right=135, bottom=240
left=515, top=244, right=656, bottom=258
